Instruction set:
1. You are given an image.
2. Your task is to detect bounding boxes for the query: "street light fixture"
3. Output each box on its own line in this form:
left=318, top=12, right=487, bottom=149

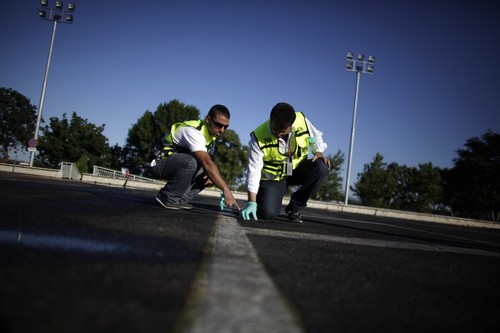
left=30, top=1, right=76, bottom=167
left=344, top=51, right=376, bottom=205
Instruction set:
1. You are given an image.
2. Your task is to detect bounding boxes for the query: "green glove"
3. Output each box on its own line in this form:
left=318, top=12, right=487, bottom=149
left=241, top=202, right=258, bottom=220
left=219, top=193, right=225, bottom=211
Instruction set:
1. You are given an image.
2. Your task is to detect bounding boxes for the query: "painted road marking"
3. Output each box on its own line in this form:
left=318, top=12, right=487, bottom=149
left=177, top=214, right=499, bottom=332
left=177, top=215, right=303, bottom=333
left=245, top=228, right=500, bottom=258
left=312, top=214, right=500, bottom=248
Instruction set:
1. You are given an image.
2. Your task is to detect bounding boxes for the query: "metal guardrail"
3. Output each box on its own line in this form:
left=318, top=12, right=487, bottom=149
left=91, top=165, right=163, bottom=184
left=59, top=162, right=81, bottom=180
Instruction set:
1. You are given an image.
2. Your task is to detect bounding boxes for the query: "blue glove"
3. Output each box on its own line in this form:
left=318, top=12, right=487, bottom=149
left=241, top=202, right=258, bottom=220
left=219, top=193, right=225, bottom=211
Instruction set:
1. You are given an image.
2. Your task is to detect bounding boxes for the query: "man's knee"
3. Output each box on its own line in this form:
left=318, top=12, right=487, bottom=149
left=257, top=205, right=280, bottom=220
left=258, top=211, right=279, bottom=220
left=182, top=155, right=198, bottom=172
left=315, top=160, right=330, bottom=177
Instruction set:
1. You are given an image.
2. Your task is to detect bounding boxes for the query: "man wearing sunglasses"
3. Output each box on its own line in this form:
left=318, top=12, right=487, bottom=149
left=241, top=102, right=330, bottom=223
left=149, top=104, right=240, bottom=210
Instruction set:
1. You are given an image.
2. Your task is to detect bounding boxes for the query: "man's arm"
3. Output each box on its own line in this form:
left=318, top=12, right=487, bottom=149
left=247, top=191, right=257, bottom=202
left=305, top=117, right=331, bottom=168
left=246, top=134, right=263, bottom=203
left=192, top=150, right=240, bottom=210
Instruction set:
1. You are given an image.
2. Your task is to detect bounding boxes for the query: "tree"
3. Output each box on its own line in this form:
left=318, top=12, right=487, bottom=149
left=108, top=143, right=124, bottom=171
left=122, top=110, right=158, bottom=174
left=415, top=163, right=444, bottom=213
left=442, top=130, right=500, bottom=221
left=391, top=163, right=442, bottom=213
left=0, top=87, right=37, bottom=161
left=123, top=99, right=200, bottom=175
left=312, top=150, right=345, bottom=202
left=154, top=100, right=199, bottom=135
left=354, top=153, right=445, bottom=213
left=38, top=112, right=112, bottom=171
left=352, top=153, right=395, bottom=208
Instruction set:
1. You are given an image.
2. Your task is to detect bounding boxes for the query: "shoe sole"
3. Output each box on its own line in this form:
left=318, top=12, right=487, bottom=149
left=156, top=197, right=182, bottom=210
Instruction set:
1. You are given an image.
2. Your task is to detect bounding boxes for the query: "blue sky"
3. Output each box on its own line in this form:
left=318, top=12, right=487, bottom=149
left=1, top=0, right=499, bottom=192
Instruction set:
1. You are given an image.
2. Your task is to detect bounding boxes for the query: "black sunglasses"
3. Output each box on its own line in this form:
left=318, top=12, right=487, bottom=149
left=210, top=117, right=229, bottom=130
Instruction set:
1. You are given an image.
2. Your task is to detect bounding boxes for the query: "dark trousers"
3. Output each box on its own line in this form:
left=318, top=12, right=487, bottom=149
left=256, top=159, right=329, bottom=220
left=149, top=153, right=206, bottom=204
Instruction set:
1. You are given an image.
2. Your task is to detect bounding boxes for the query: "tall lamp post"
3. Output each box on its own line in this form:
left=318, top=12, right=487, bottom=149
left=29, top=0, right=76, bottom=167
left=344, top=52, right=375, bottom=204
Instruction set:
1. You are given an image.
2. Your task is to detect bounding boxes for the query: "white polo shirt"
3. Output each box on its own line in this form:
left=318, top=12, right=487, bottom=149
left=172, top=126, right=215, bottom=155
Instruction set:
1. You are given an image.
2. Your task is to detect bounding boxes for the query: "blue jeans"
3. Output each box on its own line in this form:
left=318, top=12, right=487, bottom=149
left=256, top=159, right=329, bottom=220
left=149, top=153, right=207, bottom=204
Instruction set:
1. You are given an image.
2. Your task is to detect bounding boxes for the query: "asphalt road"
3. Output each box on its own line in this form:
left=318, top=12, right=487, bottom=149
left=1, top=172, right=500, bottom=333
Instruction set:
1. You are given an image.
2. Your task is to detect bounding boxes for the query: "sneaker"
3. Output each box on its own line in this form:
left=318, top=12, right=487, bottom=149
left=179, top=201, right=193, bottom=210
left=156, top=195, right=183, bottom=210
left=287, top=211, right=303, bottom=223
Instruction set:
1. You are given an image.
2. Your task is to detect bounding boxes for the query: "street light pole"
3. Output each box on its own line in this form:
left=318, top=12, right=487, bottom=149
left=30, top=1, right=76, bottom=167
left=344, top=52, right=375, bottom=204
left=30, top=20, right=58, bottom=167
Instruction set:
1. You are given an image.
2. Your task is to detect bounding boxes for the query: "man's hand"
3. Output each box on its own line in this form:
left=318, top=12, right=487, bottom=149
left=220, top=190, right=241, bottom=210
left=312, top=152, right=331, bottom=169
left=241, top=202, right=258, bottom=220
left=219, top=193, right=225, bottom=210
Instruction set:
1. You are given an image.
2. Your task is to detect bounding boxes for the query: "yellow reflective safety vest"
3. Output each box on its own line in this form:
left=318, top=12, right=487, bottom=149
left=161, top=119, right=216, bottom=156
left=252, top=112, right=311, bottom=181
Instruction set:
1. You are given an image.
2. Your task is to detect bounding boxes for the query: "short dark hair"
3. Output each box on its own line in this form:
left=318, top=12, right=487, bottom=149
left=208, top=104, right=230, bottom=119
left=270, top=102, right=296, bottom=129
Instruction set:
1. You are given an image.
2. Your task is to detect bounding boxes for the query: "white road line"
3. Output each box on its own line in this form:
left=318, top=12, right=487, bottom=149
left=177, top=215, right=304, bottom=333
left=0, top=230, right=123, bottom=253
left=245, top=228, right=500, bottom=258
left=313, top=214, right=500, bottom=248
